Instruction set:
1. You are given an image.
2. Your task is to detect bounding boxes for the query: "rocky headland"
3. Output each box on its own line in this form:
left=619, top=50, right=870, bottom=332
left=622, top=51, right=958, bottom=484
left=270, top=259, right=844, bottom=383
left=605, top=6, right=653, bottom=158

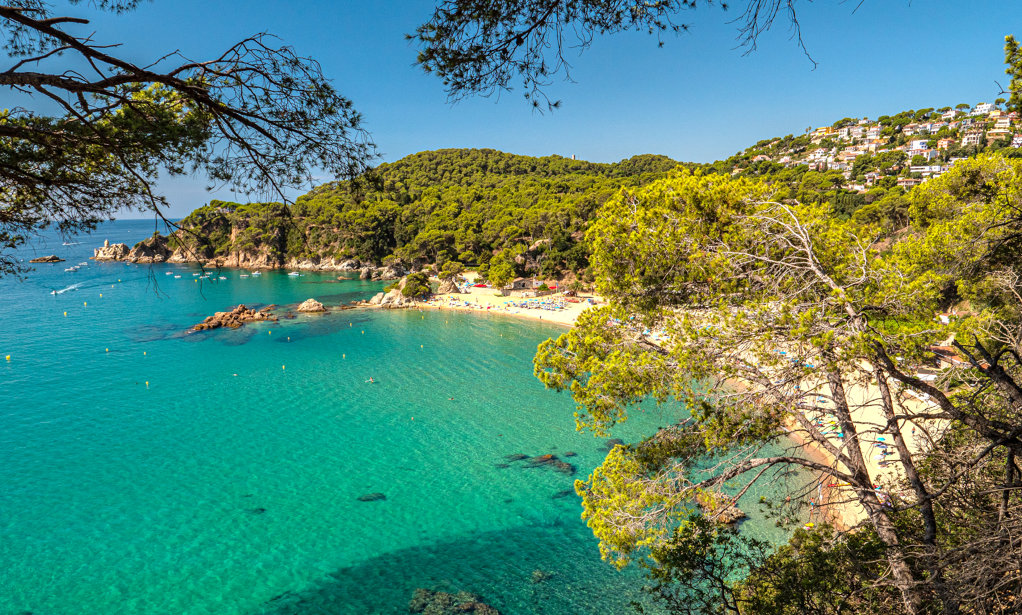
left=90, top=233, right=408, bottom=279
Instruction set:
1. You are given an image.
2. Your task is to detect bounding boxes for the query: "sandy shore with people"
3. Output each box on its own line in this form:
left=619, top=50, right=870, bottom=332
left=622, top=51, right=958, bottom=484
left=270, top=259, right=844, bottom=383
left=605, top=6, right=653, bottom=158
left=422, top=285, right=600, bottom=327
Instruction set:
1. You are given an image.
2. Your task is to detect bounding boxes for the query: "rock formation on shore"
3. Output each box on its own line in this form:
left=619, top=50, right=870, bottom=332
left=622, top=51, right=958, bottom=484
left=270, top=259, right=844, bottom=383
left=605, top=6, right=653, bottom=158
left=29, top=255, right=64, bottom=263
left=436, top=278, right=462, bottom=294
left=296, top=298, right=326, bottom=313
left=93, top=240, right=130, bottom=261
left=367, top=275, right=421, bottom=307
left=191, top=304, right=277, bottom=331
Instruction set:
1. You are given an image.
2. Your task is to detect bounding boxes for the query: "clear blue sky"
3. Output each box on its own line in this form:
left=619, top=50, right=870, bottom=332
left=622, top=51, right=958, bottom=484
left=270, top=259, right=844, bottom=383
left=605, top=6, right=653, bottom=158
left=54, top=1, right=1022, bottom=217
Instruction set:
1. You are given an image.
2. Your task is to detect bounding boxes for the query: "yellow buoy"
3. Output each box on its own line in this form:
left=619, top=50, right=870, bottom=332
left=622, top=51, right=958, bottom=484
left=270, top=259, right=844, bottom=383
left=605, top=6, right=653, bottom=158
left=361, top=330, right=364, bottom=335
left=420, top=344, right=423, bottom=348
left=287, top=337, right=290, bottom=341
left=342, top=353, right=346, bottom=359
left=83, top=301, right=87, bottom=307
left=106, top=348, right=109, bottom=353
left=349, top=322, right=352, bottom=327
left=145, top=381, right=149, bottom=388
left=118, top=279, right=121, bottom=282
left=143, top=351, right=146, bottom=356
left=268, top=330, right=272, bottom=335
left=282, top=365, right=285, bottom=370
left=99, top=293, right=102, bottom=298
left=4, top=355, right=9, bottom=361
left=63, top=311, right=67, bottom=317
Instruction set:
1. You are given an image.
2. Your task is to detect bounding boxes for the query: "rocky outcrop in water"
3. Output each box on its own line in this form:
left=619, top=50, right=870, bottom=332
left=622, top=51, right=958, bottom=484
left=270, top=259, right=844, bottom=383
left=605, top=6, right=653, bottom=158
left=408, top=589, right=500, bottom=615
left=191, top=304, right=277, bottom=331
left=29, top=255, right=64, bottom=263
left=296, top=298, right=326, bottom=313
left=127, top=234, right=173, bottom=263
left=357, top=492, right=386, bottom=502
left=93, top=240, right=130, bottom=261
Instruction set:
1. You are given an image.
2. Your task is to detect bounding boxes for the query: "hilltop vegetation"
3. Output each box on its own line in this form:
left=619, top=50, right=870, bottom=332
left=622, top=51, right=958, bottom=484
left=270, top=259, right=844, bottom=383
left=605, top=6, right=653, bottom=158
left=171, top=149, right=683, bottom=279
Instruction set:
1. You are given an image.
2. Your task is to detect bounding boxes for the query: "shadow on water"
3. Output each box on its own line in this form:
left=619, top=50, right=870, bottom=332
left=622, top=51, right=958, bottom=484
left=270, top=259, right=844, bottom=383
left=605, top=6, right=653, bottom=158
left=253, top=521, right=656, bottom=615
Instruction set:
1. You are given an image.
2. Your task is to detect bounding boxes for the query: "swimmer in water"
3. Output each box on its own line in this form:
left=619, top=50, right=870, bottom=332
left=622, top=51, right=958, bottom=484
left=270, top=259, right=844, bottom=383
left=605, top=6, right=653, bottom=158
left=366, top=377, right=375, bottom=383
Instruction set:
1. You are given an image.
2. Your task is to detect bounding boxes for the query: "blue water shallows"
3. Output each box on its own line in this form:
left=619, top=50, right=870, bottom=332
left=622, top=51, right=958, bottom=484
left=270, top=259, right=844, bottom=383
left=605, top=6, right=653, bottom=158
left=0, top=221, right=785, bottom=614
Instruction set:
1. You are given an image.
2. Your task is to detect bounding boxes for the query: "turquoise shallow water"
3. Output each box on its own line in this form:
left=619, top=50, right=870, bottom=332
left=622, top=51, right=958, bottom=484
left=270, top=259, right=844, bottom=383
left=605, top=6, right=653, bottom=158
left=1, top=221, right=791, bottom=614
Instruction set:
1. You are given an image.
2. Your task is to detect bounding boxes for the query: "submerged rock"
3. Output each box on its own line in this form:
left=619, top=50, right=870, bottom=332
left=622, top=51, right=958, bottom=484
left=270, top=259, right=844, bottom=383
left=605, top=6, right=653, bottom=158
left=29, top=255, right=64, bottom=263
left=246, top=507, right=267, bottom=515
left=494, top=463, right=511, bottom=469
left=357, top=492, right=386, bottom=502
left=526, top=454, right=576, bottom=476
left=409, top=588, right=500, bottom=615
left=602, top=438, right=625, bottom=451
left=504, top=453, right=529, bottom=462
left=552, top=489, right=576, bottom=499
left=563, top=451, right=578, bottom=457
left=696, top=491, right=747, bottom=525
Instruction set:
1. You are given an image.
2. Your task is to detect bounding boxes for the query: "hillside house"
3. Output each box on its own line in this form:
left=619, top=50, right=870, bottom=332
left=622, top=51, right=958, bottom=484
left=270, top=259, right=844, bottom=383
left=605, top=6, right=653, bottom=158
left=501, top=277, right=553, bottom=297
left=1013, top=135, right=1022, bottom=148
left=942, top=109, right=960, bottom=120
left=866, top=126, right=882, bottom=139
left=897, top=177, right=923, bottom=188
left=962, top=132, right=983, bottom=147
left=972, top=102, right=994, bottom=115
left=987, top=128, right=1011, bottom=144
left=910, top=165, right=944, bottom=177
left=908, top=139, right=929, bottom=151
left=937, top=138, right=956, bottom=150
left=995, top=117, right=1012, bottom=130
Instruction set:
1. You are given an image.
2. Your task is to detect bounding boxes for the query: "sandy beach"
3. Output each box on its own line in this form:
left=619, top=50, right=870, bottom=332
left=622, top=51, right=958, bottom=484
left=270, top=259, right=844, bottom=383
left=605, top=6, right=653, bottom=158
left=420, top=285, right=600, bottom=327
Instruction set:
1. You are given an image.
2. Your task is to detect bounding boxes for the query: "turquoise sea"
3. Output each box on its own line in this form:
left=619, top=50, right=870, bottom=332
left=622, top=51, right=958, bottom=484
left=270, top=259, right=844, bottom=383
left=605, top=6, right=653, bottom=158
left=1, top=220, right=791, bottom=615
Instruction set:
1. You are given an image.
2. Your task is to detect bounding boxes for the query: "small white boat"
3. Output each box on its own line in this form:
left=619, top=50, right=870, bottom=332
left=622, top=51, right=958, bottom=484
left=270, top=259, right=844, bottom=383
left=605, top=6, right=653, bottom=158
left=240, top=274, right=249, bottom=278
left=174, top=275, right=181, bottom=279
left=165, top=271, right=173, bottom=275
left=192, top=273, right=200, bottom=277
left=218, top=276, right=227, bottom=280
left=251, top=271, right=262, bottom=276
left=288, top=272, right=301, bottom=277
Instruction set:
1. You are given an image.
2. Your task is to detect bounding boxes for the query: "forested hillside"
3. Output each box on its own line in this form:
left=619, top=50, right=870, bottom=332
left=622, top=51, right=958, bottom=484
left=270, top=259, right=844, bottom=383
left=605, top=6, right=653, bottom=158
left=172, top=148, right=683, bottom=278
